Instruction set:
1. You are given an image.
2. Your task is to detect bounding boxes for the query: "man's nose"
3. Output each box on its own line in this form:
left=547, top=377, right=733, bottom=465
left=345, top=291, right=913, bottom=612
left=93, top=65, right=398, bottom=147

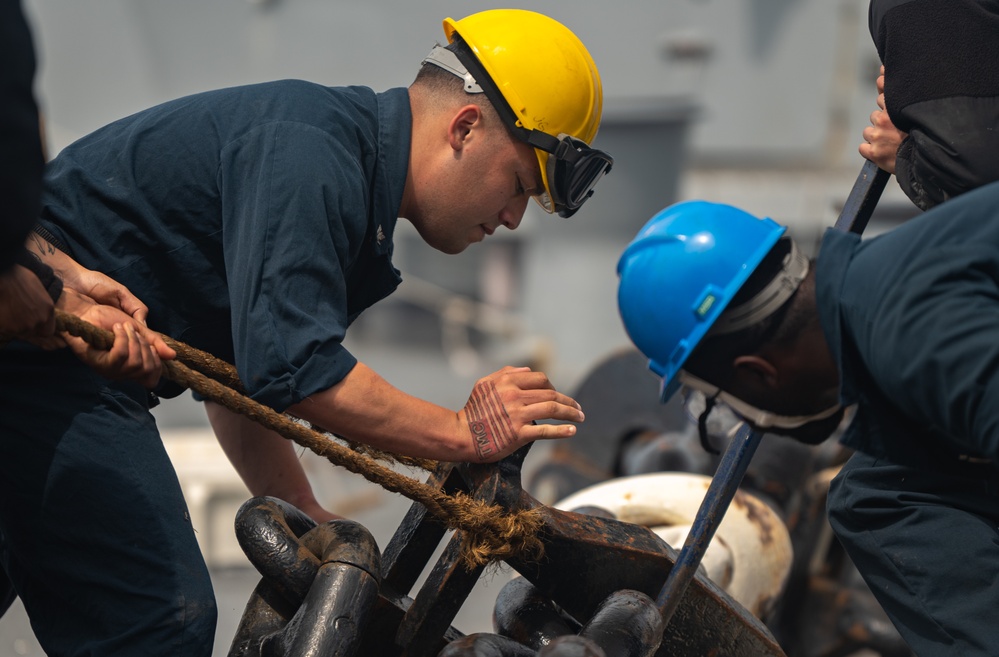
left=500, top=196, right=529, bottom=230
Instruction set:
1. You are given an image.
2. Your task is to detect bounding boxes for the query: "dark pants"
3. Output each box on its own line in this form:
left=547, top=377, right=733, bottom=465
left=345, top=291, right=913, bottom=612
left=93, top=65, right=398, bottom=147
left=828, top=450, right=999, bottom=657
left=0, top=345, right=216, bottom=656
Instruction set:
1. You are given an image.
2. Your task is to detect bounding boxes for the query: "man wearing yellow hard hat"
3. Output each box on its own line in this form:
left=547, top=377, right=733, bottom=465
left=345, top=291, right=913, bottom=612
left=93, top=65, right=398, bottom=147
left=0, top=9, right=610, bottom=655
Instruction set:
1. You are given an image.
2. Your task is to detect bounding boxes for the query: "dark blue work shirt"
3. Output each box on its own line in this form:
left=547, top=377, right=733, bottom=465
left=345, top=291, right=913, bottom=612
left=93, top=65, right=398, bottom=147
left=37, top=80, right=409, bottom=411
left=815, top=180, right=999, bottom=470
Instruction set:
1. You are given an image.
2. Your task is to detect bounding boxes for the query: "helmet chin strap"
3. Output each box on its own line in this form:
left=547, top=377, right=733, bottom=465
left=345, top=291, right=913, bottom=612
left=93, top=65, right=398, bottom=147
left=678, top=371, right=841, bottom=430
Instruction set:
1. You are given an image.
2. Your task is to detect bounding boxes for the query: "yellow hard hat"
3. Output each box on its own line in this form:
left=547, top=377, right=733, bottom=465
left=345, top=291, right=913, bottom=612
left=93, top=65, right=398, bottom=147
left=437, top=9, right=612, bottom=218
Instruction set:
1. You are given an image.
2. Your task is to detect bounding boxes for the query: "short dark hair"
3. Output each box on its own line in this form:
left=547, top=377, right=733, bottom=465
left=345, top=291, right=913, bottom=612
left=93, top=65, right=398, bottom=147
left=684, top=237, right=816, bottom=383
left=413, top=52, right=465, bottom=94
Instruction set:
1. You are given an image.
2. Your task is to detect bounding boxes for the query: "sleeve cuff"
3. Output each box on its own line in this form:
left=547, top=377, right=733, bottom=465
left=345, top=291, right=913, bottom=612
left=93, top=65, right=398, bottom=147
left=14, top=249, right=63, bottom=303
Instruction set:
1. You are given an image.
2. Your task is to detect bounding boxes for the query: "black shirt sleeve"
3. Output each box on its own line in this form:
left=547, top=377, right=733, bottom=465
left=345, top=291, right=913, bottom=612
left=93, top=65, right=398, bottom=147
left=869, top=0, right=999, bottom=210
left=13, top=249, right=62, bottom=303
left=0, top=0, right=46, bottom=272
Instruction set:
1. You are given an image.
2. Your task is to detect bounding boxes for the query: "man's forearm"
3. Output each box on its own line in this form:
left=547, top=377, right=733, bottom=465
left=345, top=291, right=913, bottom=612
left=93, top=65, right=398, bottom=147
left=25, top=232, right=81, bottom=282
left=287, top=362, right=584, bottom=465
left=205, top=400, right=332, bottom=516
left=287, top=362, right=470, bottom=463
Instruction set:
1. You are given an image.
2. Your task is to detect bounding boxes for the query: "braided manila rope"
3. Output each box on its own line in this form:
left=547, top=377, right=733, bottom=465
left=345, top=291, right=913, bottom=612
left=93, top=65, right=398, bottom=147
left=54, top=310, right=545, bottom=569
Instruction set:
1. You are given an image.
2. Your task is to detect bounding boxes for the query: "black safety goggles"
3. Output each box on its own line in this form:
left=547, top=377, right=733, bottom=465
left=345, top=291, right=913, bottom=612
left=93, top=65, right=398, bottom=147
left=446, top=37, right=613, bottom=218
left=525, top=131, right=614, bottom=218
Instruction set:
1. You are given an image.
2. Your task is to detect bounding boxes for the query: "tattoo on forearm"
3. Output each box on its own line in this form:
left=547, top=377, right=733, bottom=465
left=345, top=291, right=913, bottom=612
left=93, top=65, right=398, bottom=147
left=29, top=234, right=56, bottom=256
left=465, top=380, right=516, bottom=460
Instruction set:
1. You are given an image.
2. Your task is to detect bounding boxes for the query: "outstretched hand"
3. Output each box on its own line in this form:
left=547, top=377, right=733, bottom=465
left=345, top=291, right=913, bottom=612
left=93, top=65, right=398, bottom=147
left=859, top=66, right=907, bottom=173
left=458, top=366, right=584, bottom=463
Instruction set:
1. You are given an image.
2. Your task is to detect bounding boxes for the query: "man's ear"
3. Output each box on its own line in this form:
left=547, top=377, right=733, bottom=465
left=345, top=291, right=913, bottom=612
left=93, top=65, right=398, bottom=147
left=447, top=104, right=482, bottom=152
left=732, top=354, right=780, bottom=389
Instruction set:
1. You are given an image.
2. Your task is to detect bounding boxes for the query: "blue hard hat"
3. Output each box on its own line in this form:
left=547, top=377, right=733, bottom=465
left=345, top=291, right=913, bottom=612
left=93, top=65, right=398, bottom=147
left=616, top=200, right=786, bottom=401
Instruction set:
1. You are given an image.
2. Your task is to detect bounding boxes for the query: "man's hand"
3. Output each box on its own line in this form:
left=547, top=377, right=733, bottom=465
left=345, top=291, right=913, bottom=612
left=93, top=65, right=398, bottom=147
left=28, top=233, right=152, bottom=325
left=458, top=366, right=584, bottom=463
left=859, top=66, right=908, bottom=173
left=58, top=288, right=175, bottom=388
left=62, top=265, right=152, bottom=326
left=0, top=265, right=61, bottom=348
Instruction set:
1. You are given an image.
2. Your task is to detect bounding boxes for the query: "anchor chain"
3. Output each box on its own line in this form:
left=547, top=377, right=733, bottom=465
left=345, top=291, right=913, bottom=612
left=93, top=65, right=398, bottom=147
left=228, top=497, right=382, bottom=657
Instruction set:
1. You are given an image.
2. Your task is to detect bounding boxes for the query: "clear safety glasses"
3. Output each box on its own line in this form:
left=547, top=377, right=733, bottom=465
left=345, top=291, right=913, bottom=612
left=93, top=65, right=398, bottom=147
left=422, top=43, right=613, bottom=218
left=676, top=371, right=842, bottom=431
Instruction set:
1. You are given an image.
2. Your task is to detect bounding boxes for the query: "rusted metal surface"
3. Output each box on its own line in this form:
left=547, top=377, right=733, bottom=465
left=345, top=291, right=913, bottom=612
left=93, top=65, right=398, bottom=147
left=537, top=635, right=608, bottom=656
left=493, top=577, right=580, bottom=650
left=439, top=634, right=539, bottom=657
left=390, top=448, right=786, bottom=657
left=228, top=498, right=383, bottom=657
left=394, top=526, right=485, bottom=656
left=259, top=558, right=379, bottom=656
left=380, top=466, right=465, bottom=592
left=231, top=444, right=787, bottom=657
left=578, top=589, right=664, bottom=657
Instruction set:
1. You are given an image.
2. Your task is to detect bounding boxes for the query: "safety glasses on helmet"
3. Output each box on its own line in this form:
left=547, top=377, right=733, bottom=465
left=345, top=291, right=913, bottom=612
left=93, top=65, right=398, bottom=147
left=675, top=371, right=842, bottom=431
left=422, top=43, right=612, bottom=218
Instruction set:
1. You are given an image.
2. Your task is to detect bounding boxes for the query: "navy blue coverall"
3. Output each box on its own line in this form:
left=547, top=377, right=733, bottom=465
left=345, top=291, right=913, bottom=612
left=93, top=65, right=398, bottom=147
left=817, top=181, right=999, bottom=655
left=0, top=80, right=410, bottom=656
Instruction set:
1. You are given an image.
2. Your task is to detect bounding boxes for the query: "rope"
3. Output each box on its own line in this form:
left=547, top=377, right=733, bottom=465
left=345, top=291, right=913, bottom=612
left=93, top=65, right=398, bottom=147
left=54, top=310, right=545, bottom=569
left=160, top=335, right=435, bottom=472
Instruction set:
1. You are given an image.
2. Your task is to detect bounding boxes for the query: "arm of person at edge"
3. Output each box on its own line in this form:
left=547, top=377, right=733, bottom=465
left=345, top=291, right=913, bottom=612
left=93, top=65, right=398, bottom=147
left=859, top=66, right=908, bottom=174
left=866, top=0, right=999, bottom=210
left=0, top=0, right=55, bottom=343
left=22, top=233, right=175, bottom=388
left=0, top=264, right=57, bottom=343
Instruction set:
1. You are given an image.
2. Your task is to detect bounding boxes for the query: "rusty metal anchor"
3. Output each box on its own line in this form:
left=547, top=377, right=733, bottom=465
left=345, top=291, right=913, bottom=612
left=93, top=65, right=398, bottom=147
left=229, top=442, right=787, bottom=656
left=385, top=446, right=787, bottom=656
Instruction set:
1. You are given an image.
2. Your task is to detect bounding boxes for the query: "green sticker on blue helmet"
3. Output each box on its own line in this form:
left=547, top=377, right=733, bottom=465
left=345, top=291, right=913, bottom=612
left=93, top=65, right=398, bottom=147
left=695, top=292, right=717, bottom=318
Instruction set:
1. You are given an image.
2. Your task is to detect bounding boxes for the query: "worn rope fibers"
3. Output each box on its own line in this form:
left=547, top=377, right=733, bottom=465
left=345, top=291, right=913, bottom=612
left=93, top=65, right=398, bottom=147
left=159, top=334, right=436, bottom=472
left=54, top=310, right=544, bottom=569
